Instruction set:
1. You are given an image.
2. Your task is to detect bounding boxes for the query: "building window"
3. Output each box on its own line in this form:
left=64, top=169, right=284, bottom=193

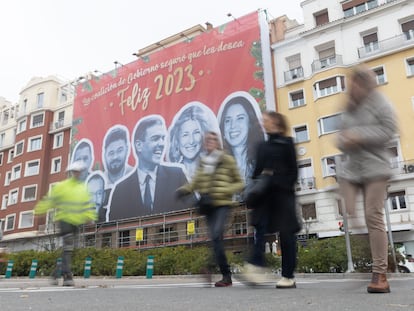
left=296, top=159, right=315, bottom=191
left=401, top=20, right=414, bottom=40
left=284, top=54, right=303, bottom=81
left=2, top=110, right=9, bottom=126
left=155, top=226, right=178, bottom=244
left=0, top=132, right=4, bottom=148
left=233, top=214, right=247, bottom=235
left=318, top=47, right=336, bottom=68
left=31, top=113, right=44, bottom=128
left=372, top=66, right=386, bottom=85
left=301, top=203, right=317, bottom=221
left=17, top=119, right=27, bottom=133
left=102, top=233, right=112, bottom=248
left=25, top=160, right=40, bottom=176
left=8, top=149, right=14, bottom=163
left=314, top=9, right=329, bottom=26
left=0, top=152, right=3, bottom=165
left=28, top=136, right=42, bottom=152
left=22, top=185, right=37, bottom=202
left=84, top=235, right=96, bottom=247
left=362, top=32, right=379, bottom=53
left=322, top=156, right=337, bottom=177
left=4, top=171, right=11, bottom=186
left=5, top=214, right=15, bottom=231
left=51, top=157, right=62, bottom=174
left=406, top=57, right=414, bottom=76
left=337, top=199, right=344, bottom=217
left=53, top=133, right=64, bottom=148
left=19, top=211, right=34, bottom=229
left=12, top=164, right=21, bottom=180
left=9, top=189, right=18, bottom=205
left=343, top=0, right=378, bottom=17
left=313, top=76, right=345, bottom=98
left=15, top=141, right=24, bottom=157
left=289, top=90, right=305, bottom=108
left=58, top=110, right=65, bottom=122
left=60, top=93, right=67, bottom=103
left=318, top=114, right=341, bottom=135
left=294, top=125, right=309, bottom=143
left=1, top=194, right=8, bottom=209
left=389, top=191, right=406, bottom=210
left=37, top=92, right=44, bottom=108
left=119, top=230, right=130, bottom=248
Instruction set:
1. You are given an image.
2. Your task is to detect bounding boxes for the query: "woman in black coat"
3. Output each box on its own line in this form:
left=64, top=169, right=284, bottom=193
left=243, top=111, right=300, bottom=289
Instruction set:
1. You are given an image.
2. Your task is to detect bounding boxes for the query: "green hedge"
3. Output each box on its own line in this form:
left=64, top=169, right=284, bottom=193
left=0, top=235, right=403, bottom=277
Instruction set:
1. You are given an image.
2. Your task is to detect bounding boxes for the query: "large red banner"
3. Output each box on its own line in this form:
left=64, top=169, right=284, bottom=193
left=72, top=11, right=267, bottom=222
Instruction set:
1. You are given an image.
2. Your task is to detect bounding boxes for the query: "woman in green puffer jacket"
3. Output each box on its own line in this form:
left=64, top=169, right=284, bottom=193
left=177, top=131, right=244, bottom=287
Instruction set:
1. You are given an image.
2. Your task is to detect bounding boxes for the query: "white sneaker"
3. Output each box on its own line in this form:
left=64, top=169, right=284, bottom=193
left=240, top=262, right=267, bottom=285
left=276, top=277, right=296, bottom=288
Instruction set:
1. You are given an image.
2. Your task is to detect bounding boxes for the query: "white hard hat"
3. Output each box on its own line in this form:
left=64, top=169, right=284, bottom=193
left=66, top=161, right=86, bottom=172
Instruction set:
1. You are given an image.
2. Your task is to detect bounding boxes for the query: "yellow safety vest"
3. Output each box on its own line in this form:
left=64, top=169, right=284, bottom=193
left=35, top=177, right=96, bottom=225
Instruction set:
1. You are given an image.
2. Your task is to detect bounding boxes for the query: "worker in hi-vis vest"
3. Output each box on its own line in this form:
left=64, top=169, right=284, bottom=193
left=35, top=160, right=96, bottom=286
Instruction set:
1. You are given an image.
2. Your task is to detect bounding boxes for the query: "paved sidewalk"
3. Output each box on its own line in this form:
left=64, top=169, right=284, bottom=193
left=0, top=272, right=412, bottom=288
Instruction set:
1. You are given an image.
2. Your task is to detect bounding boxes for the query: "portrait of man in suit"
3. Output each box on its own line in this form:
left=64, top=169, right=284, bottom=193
left=109, top=115, right=193, bottom=220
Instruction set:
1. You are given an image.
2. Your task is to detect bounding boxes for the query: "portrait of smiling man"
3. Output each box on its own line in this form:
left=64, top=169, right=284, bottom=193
left=109, top=115, right=193, bottom=220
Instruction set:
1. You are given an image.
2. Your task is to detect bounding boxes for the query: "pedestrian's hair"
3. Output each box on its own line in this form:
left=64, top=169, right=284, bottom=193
left=264, top=111, right=288, bottom=136
left=350, top=65, right=377, bottom=90
left=104, top=127, right=128, bottom=149
left=134, top=116, right=164, bottom=142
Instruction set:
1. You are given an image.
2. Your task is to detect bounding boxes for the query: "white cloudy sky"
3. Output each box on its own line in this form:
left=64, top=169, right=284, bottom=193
left=0, top=0, right=303, bottom=103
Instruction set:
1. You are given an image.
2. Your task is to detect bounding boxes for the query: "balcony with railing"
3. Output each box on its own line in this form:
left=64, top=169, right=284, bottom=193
left=358, top=33, right=414, bottom=59
left=284, top=66, right=304, bottom=83
left=311, top=54, right=343, bottom=73
left=390, top=159, right=414, bottom=177
left=49, top=119, right=71, bottom=132
left=295, top=177, right=316, bottom=192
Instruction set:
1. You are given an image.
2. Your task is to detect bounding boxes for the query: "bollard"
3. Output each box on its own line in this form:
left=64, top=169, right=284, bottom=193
left=5, top=260, right=14, bottom=279
left=115, top=256, right=124, bottom=278
left=29, top=259, right=38, bottom=279
left=146, top=255, right=154, bottom=279
left=84, top=257, right=92, bottom=278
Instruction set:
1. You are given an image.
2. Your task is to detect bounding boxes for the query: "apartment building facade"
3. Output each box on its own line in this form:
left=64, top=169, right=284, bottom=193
left=272, top=0, right=414, bottom=253
left=0, top=76, right=74, bottom=250
left=2, top=2, right=414, bottom=255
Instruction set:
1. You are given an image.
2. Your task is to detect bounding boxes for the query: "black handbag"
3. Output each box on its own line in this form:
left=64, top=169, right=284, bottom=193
left=242, top=174, right=273, bottom=208
left=196, top=193, right=214, bottom=215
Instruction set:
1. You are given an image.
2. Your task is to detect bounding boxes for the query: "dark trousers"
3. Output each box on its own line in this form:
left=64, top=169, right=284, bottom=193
left=52, top=221, right=77, bottom=278
left=206, top=206, right=231, bottom=277
left=249, top=214, right=297, bottom=279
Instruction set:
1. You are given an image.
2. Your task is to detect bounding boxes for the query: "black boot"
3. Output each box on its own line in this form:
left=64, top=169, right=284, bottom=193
left=62, top=273, right=74, bottom=286
left=214, top=274, right=232, bottom=287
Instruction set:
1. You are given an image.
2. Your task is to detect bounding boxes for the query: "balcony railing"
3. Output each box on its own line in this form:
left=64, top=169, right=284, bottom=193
left=311, top=54, right=343, bottom=72
left=295, top=177, right=316, bottom=192
left=49, top=119, right=69, bottom=132
left=391, top=160, right=414, bottom=176
left=284, top=66, right=304, bottom=82
left=358, top=33, right=414, bottom=59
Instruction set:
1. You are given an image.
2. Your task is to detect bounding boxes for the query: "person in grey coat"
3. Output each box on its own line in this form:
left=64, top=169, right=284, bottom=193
left=336, top=65, right=398, bottom=294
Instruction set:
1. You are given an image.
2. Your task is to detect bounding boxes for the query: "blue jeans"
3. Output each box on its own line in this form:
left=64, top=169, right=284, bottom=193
left=206, top=206, right=231, bottom=276
left=249, top=214, right=297, bottom=279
